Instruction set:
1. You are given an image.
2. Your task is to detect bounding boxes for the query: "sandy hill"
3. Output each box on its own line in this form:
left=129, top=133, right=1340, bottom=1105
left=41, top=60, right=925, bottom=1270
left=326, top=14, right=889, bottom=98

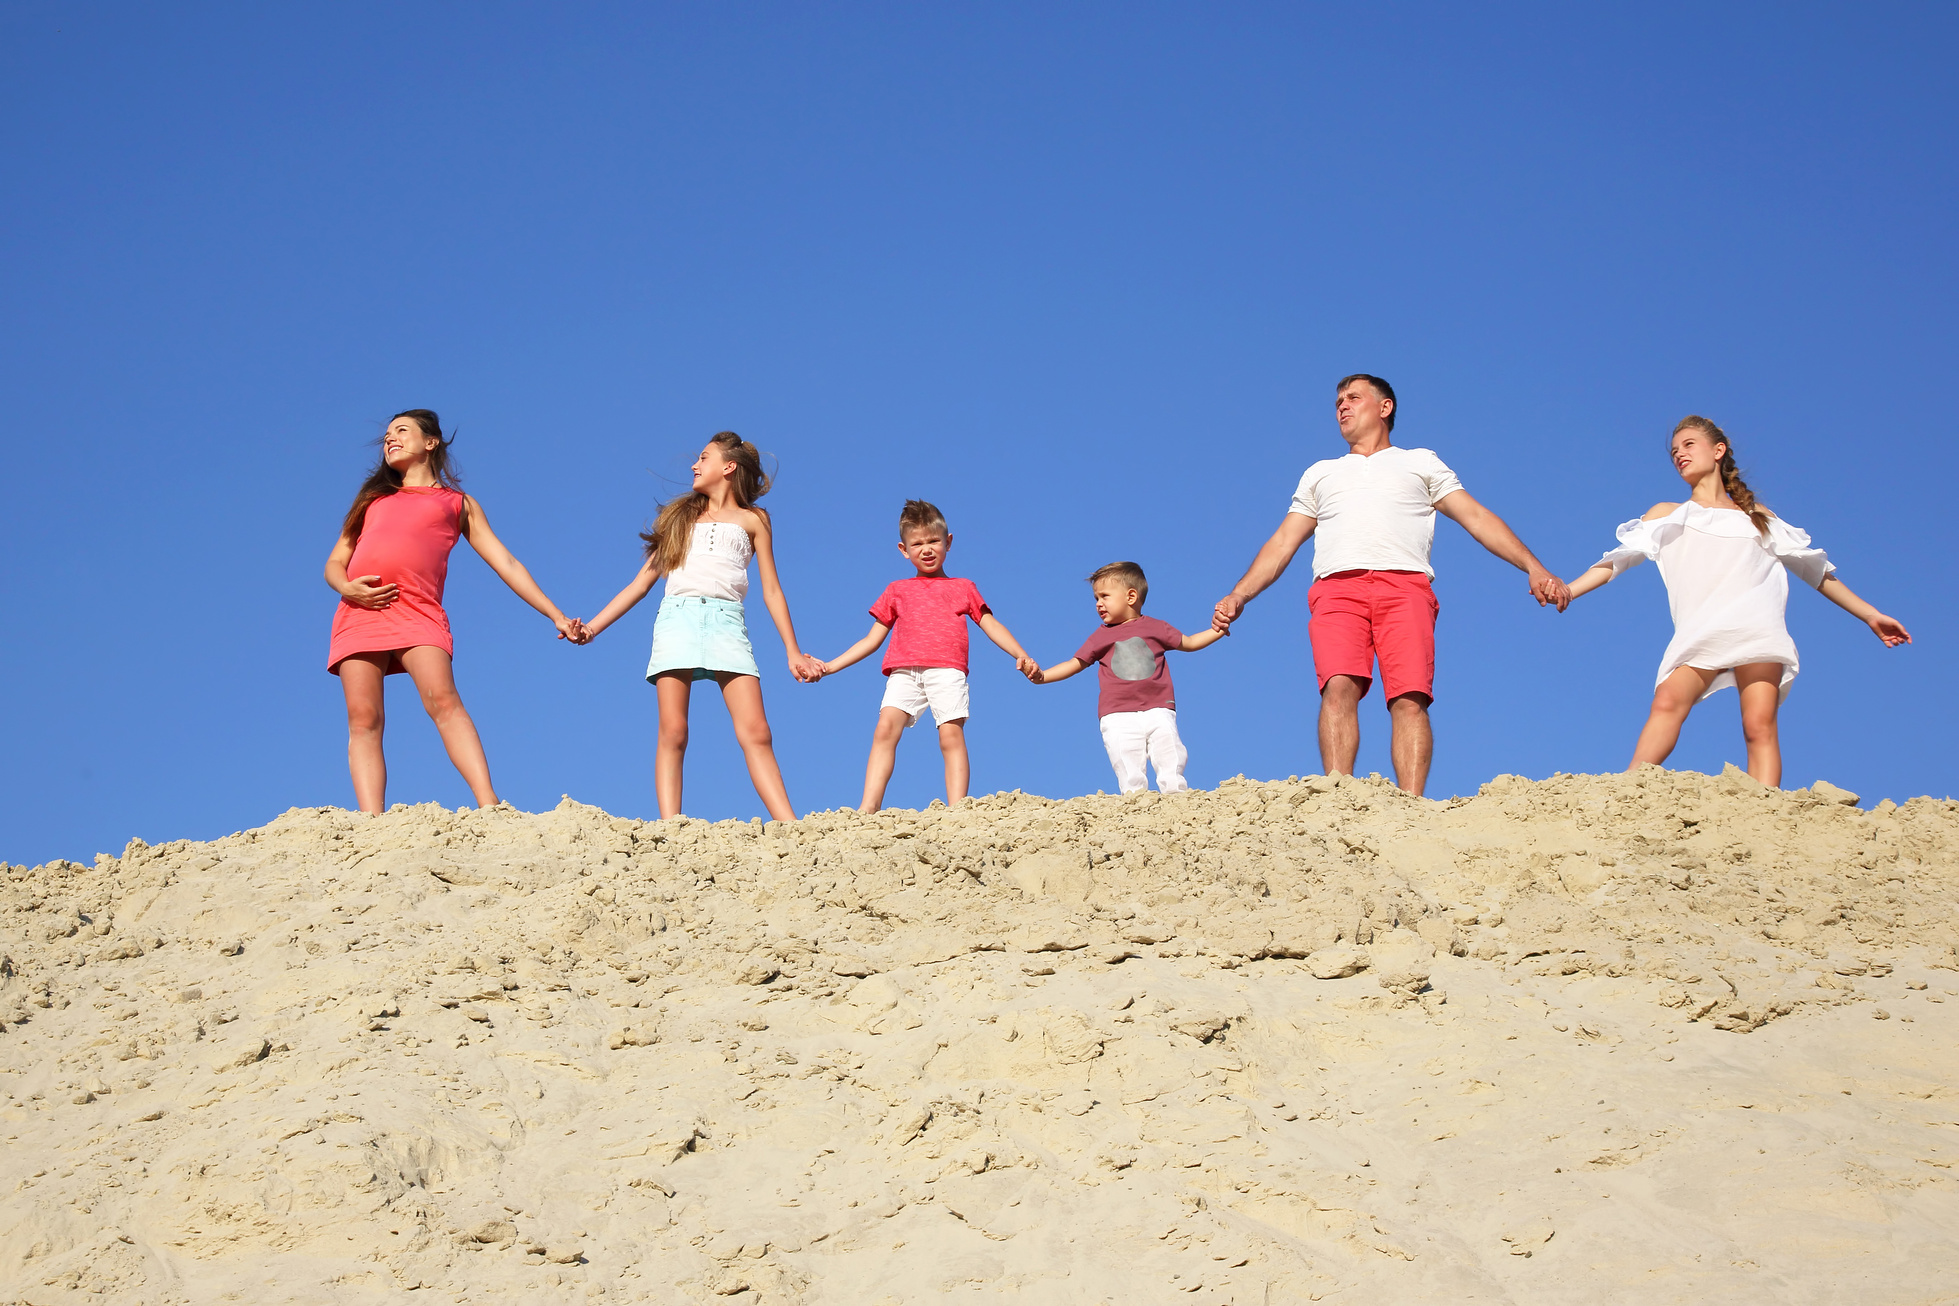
left=3, top=767, right=1957, bottom=1304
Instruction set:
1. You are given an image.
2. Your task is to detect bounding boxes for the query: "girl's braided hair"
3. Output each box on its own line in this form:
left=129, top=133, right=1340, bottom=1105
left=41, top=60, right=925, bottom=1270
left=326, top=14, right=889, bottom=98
left=1673, top=415, right=1769, bottom=537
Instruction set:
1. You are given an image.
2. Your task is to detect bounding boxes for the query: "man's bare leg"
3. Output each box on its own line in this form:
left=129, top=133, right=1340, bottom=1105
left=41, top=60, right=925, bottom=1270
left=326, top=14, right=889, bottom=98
left=1318, top=675, right=1366, bottom=776
left=1387, top=691, right=1433, bottom=796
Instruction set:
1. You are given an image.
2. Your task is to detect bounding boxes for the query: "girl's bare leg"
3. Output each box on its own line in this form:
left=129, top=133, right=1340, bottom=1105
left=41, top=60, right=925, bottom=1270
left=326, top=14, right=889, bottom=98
left=938, top=719, right=970, bottom=805
left=860, top=708, right=911, bottom=812
left=339, top=653, right=391, bottom=813
left=717, top=672, right=797, bottom=822
left=653, top=672, right=693, bottom=819
left=1630, top=665, right=1717, bottom=770
left=398, top=645, right=499, bottom=808
left=1732, top=662, right=1785, bottom=787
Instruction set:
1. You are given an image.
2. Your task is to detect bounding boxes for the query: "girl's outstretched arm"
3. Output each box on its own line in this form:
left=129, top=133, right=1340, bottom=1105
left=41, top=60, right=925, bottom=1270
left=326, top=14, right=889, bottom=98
left=578, top=556, right=663, bottom=640
left=749, top=510, right=825, bottom=681
left=820, top=622, right=891, bottom=676
left=459, top=496, right=576, bottom=639
left=324, top=533, right=399, bottom=609
left=1565, top=564, right=1616, bottom=601
left=1816, top=576, right=1912, bottom=647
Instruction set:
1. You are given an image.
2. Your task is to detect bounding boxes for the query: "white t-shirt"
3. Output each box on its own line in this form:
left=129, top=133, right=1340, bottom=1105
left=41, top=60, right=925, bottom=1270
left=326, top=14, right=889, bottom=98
left=1288, top=446, right=1465, bottom=579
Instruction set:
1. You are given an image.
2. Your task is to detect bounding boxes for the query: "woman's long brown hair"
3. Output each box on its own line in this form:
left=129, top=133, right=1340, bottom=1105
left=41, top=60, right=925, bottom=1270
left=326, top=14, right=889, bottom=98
left=640, top=432, right=771, bottom=574
left=1673, top=415, right=1769, bottom=536
left=339, top=410, right=462, bottom=542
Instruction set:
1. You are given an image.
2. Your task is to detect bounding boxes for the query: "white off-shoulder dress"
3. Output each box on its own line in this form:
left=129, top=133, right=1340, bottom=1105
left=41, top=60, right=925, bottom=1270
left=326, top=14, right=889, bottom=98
left=1597, top=501, right=1835, bottom=702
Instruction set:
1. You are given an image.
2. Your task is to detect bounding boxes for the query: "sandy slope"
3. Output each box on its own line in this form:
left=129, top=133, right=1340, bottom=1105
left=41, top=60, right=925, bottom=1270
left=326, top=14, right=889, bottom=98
left=3, top=767, right=1958, bottom=1305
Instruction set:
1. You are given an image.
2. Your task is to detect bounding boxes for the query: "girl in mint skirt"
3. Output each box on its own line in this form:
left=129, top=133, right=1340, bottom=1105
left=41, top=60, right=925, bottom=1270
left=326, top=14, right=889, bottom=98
left=573, top=432, right=823, bottom=819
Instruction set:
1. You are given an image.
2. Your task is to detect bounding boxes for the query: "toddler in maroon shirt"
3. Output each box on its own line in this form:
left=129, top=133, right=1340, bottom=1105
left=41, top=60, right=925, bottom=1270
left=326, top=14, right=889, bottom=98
left=1028, top=561, right=1224, bottom=794
left=812, top=500, right=1038, bottom=811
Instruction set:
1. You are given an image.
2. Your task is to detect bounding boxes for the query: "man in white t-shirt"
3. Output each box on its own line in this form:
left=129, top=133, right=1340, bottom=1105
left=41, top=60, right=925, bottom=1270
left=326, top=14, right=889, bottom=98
left=1212, top=374, right=1568, bottom=795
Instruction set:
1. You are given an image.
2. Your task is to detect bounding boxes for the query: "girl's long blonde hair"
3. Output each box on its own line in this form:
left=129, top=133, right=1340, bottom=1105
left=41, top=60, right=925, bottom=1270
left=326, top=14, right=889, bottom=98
left=640, top=432, right=772, bottom=573
left=1673, top=415, right=1770, bottom=537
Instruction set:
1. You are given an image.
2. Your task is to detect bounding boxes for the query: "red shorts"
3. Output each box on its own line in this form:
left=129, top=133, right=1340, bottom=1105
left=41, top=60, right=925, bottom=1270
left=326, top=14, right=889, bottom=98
left=1306, top=569, right=1439, bottom=702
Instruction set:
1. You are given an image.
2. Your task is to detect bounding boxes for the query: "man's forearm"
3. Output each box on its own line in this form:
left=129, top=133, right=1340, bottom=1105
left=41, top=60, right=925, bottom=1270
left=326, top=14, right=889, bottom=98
left=1231, top=536, right=1294, bottom=601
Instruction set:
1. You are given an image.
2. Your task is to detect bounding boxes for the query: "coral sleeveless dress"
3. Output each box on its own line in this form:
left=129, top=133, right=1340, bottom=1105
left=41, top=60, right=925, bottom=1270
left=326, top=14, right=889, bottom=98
left=327, top=486, right=467, bottom=675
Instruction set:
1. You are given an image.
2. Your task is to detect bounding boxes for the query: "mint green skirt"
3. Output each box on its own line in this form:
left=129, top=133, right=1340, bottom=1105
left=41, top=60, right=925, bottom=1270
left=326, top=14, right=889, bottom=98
left=646, top=595, right=761, bottom=682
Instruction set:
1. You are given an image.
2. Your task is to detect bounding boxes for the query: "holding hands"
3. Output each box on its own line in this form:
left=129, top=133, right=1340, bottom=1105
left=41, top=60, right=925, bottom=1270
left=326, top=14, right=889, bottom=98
left=1528, top=569, right=1572, bottom=612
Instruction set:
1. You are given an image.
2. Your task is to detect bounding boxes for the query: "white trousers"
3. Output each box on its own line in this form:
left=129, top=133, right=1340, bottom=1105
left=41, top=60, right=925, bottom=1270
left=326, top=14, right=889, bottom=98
left=1099, top=707, right=1188, bottom=795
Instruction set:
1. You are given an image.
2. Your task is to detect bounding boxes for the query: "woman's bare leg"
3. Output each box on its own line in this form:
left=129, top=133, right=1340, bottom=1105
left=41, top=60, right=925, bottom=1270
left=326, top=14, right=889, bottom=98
left=654, top=672, right=693, bottom=819
left=717, top=672, right=797, bottom=822
left=398, top=645, right=498, bottom=807
left=338, top=653, right=391, bottom=813
left=1733, top=662, right=1785, bottom=787
left=1630, top=665, right=1717, bottom=770
left=860, top=708, right=911, bottom=812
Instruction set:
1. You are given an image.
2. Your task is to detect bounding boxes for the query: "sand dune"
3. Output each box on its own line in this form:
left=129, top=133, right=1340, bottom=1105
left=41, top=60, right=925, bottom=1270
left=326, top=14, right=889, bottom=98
left=4, top=767, right=1958, bottom=1304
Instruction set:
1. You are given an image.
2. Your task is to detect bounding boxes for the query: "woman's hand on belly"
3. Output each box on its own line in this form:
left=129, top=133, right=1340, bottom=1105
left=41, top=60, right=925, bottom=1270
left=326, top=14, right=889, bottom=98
left=337, top=574, right=399, bottom=609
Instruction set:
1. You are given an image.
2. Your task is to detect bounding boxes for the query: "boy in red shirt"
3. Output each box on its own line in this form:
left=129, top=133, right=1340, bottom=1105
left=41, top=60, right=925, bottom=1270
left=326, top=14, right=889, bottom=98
left=1027, top=561, right=1223, bottom=794
left=814, top=500, right=1038, bottom=811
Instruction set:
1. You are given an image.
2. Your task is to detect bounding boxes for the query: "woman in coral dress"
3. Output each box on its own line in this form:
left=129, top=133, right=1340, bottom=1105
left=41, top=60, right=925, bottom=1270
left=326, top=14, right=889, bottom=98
left=1566, top=416, right=1909, bottom=786
left=325, top=410, right=576, bottom=812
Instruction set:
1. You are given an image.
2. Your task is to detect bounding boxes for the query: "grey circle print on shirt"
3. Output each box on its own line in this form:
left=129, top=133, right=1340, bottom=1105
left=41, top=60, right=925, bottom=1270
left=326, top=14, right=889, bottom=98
left=1109, top=637, right=1158, bottom=681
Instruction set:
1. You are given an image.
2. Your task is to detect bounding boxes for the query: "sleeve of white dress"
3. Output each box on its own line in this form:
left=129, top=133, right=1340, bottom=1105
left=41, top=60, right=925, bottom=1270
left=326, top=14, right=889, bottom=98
left=1595, top=516, right=1662, bottom=575
left=1764, top=517, right=1836, bottom=589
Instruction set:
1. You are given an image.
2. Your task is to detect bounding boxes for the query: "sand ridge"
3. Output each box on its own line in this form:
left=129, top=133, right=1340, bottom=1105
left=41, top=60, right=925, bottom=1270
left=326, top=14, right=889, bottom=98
left=3, top=766, right=1958, bottom=1303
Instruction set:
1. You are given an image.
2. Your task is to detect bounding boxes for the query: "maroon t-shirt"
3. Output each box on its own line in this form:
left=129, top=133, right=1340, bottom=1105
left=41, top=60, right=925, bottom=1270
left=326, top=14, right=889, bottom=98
left=1075, top=615, right=1182, bottom=717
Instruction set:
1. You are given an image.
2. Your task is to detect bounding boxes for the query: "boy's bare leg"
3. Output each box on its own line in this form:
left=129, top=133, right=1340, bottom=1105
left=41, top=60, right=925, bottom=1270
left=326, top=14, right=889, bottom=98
left=1387, top=692, right=1433, bottom=796
left=1318, top=675, right=1366, bottom=776
left=717, top=672, right=797, bottom=822
left=939, top=719, right=970, bottom=805
left=860, top=707, right=910, bottom=812
left=1630, top=665, right=1717, bottom=772
left=653, top=671, right=693, bottom=819
left=1733, top=662, right=1784, bottom=787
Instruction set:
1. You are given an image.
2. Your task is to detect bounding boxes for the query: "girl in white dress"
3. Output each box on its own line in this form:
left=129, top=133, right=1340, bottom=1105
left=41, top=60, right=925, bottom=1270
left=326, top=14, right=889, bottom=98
left=1566, top=416, right=1910, bottom=787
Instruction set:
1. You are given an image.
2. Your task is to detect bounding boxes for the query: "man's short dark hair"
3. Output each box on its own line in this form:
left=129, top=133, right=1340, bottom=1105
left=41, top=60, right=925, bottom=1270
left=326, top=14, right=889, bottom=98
left=899, top=499, right=948, bottom=540
left=1336, top=374, right=1397, bottom=431
left=1086, top=560, right=1148, bottom=606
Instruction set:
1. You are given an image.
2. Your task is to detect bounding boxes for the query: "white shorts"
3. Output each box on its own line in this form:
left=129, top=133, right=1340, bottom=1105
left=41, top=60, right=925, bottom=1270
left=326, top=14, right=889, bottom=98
left=1099, top=706, right=1188, bottom=795
left=880, top=666, right=970, bottom=728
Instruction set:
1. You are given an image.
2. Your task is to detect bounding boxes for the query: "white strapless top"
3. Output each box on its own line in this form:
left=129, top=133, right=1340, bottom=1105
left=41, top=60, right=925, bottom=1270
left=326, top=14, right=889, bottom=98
left=665, top=520, right=752, bottom=602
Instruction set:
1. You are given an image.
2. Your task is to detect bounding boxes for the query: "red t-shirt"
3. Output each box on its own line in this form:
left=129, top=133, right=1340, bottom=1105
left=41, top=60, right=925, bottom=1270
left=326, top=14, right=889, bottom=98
left=869, top=576, right=990, bottom=674
left=1075, top=615, right=1183, bottom=717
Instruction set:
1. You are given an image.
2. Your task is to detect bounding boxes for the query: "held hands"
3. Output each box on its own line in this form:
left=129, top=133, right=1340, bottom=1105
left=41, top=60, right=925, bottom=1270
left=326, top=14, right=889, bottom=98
left=1016, top=656, right=1043, bottom=682
left=1528, top=570, right=1572, bottom=612
left=562, top=618, right=596, bottom=645
left=1212, top=594, right=1246, bottom=634
left=790, top=653, right=828, bottom=682
left=339, top=575, right=399, bottom=610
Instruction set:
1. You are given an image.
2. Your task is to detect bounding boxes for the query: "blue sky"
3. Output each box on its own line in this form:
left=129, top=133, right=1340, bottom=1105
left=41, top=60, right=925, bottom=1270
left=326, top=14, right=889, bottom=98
left=3, top=3, right=1953, bottom=865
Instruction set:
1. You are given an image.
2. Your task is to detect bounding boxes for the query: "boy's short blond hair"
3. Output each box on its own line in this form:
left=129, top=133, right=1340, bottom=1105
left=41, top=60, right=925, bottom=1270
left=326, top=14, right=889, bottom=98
left=899, top=499, right=948, bottom=540
left=1087, top=560, right=1148, bottom=606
